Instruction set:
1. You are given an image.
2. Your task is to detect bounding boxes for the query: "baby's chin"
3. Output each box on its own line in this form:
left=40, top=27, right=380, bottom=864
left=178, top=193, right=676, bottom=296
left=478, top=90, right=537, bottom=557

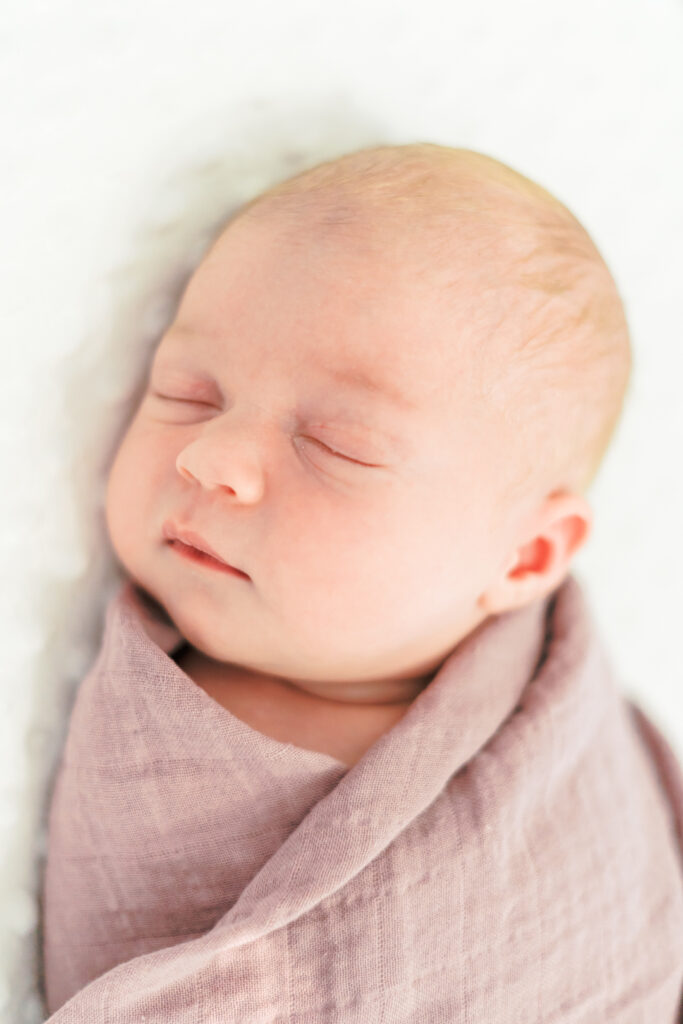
left=126, top=576, right=168, bottom=616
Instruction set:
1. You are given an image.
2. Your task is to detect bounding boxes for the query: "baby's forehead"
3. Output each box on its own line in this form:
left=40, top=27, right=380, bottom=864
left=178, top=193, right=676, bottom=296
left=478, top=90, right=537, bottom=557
left=241, top=180, right=574, bottom=346
left=207, top=162, right=607, bottom=390
left=191, top=206, right=538, bottom=424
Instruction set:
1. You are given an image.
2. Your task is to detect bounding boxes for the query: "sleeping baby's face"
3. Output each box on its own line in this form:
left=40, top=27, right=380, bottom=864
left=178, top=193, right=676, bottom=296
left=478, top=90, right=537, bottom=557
left=105, top=200, right=591, bottom=708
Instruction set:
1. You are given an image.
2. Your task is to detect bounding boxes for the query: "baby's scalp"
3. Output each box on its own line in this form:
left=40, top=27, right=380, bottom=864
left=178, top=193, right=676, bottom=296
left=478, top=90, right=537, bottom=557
left=228, top=143, right=632, bottom=511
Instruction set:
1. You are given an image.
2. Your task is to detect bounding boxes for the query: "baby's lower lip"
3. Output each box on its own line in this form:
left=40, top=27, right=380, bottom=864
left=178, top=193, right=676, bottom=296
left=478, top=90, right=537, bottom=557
left=167, top=539, right=249, bottom=578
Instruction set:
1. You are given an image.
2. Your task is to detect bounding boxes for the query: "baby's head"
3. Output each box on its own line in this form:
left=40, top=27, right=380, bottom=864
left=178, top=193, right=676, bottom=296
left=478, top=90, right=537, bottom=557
left=105, top=143, right=631, bottom=704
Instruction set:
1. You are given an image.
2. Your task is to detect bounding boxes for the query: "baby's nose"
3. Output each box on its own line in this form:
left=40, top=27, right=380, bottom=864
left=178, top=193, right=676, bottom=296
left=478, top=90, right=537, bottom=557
left=175, top=420, right=268, bottom=502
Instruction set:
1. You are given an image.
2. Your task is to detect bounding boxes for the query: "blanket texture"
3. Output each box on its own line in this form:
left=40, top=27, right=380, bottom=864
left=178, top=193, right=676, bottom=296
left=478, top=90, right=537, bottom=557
left=40, top=573, right=683, bottom=1021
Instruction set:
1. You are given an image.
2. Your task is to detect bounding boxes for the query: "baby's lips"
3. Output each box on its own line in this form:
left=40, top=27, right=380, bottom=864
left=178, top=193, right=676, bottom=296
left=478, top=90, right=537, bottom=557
left=162, top=519, right=250, bottom=578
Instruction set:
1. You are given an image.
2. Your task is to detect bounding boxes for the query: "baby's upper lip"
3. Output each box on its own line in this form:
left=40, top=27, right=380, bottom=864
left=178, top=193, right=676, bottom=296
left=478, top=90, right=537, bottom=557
left=162, top=520, right=248, bottom=576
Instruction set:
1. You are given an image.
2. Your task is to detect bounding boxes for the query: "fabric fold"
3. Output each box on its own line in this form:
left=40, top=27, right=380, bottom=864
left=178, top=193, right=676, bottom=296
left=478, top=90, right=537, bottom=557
left=40, top=572, right=683, bottom=1022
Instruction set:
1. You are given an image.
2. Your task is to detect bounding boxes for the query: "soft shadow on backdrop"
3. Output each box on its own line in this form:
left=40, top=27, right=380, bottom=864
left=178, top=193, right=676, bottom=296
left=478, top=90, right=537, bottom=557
left=2, top=0, right=683, bottom=1019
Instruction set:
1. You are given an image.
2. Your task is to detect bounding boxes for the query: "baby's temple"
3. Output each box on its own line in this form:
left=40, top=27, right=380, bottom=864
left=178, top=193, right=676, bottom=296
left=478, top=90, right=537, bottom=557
left=39, top=144, right=683, bottom=1021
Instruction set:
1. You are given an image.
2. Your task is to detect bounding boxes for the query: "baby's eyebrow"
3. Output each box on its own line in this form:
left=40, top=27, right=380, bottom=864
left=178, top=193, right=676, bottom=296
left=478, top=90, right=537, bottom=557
left=160, top=327, right=417, bottom=413
left=325, top=364, right=418, bottom=412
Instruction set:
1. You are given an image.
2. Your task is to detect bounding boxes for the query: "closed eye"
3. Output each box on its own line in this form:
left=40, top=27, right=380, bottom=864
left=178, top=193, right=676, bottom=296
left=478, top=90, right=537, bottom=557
left=150, top=392, right=214, bottom=408
left=150, top=394, right=380, bottom=468
left=300, top=436, right=379, bottom=467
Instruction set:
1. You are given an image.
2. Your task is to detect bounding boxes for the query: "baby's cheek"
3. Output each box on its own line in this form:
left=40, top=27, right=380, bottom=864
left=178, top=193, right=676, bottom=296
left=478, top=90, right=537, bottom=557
left=104, top=425, right=157, bottom=559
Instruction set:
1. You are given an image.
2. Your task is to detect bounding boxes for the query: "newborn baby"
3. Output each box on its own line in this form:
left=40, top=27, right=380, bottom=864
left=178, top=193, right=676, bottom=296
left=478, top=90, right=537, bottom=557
left=41, top=143, right=683, bottom=1021
left=105, top=144, right=620, bottom=766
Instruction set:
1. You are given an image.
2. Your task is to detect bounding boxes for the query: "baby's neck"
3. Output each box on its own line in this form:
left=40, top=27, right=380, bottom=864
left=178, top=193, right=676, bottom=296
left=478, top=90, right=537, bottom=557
left=175, top=644, right=433, bottom=707
left=174, top=644, right=426, bottom=766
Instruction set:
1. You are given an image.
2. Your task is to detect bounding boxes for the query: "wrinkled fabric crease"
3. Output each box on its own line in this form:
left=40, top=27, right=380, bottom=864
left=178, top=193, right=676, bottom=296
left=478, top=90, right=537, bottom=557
left=40, top=573, right=683, bottom=1021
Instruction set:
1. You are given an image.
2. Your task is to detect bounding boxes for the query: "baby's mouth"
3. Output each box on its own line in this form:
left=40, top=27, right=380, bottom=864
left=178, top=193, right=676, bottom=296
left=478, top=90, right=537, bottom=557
left=161, top=521, right=250, bottom=579
left=167, top=539, right=250, bottom=579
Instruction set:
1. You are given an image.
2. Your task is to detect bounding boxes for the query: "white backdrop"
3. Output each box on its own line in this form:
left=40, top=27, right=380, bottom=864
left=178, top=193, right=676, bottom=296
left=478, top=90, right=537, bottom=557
left=3, top=0, right=683, bottom=1018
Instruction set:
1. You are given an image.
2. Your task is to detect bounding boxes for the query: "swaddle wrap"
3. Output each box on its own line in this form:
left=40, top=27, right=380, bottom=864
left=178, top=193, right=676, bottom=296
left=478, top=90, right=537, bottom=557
left=41, top=573, right=683, bottom=1021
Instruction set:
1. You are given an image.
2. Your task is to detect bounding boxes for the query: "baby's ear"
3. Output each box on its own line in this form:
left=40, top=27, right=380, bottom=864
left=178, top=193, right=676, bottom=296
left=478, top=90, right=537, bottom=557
left=479, top=492, right=592, bottom=615
left=538, top=491, right=593, bottom=571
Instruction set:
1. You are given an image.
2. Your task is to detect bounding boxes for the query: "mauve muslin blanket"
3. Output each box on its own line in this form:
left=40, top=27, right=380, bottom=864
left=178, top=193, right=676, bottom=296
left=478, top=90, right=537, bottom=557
left=40, top=573, right=683, bottom=1022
